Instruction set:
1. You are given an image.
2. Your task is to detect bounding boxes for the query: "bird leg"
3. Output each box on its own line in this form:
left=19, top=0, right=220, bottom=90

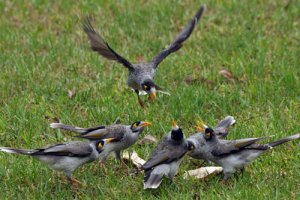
left=115, top=151, right=122, bottom=161
left=221, top=172, right=233, bottom=184
left=68, top=177, right=82, bottom=188
left=135, top=90, right=144, bottom=107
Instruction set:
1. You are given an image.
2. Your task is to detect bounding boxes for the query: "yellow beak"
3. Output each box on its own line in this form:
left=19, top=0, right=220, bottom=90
left=149, top=92, right=156, bottom=101
left=105, top=138, right=116, bottom=143
left=141, top=121, right=152, bottom=127
left=195, top=119, right=205, bottom=132
left=172, top=119, right=177, bottom=128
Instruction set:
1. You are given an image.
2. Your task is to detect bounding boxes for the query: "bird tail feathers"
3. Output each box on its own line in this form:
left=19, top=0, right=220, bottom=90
left=0, top=147, right=37, bottom=155
left=144, top=169, right=164, bottom=190
left=50, top=123, right=86, bottom=134
left=267, top=133, right=300, bottom=148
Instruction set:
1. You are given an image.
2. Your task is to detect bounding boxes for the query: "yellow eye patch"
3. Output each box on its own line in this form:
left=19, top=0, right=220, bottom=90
left=98, top=142, right=103, bottom=148
left=133, top=123, right=138, bottom=128
left=205, top=132, right=211, bottom=137
left=144, top=85, right=148, bottom=90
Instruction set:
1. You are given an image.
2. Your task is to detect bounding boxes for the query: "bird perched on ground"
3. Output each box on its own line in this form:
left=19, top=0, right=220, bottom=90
left=188, top=116, right=236, bottom=161
left=142, top=120, right=194, bottom=189
left=50, top=121, right=151, bottom=162
left=0, top=138, right=114, bottom=186
left=83, top=5, right=206, bottom=107
left=189, top=120, right=300, bottom=181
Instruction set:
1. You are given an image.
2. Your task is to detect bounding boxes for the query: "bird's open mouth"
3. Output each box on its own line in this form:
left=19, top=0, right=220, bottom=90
left=195, top=119, right=205, bottom=132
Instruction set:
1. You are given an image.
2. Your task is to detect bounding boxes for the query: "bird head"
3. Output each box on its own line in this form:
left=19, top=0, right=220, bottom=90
left=96, top=138, right=115, bottom=152
left=187, top=140, right=195, bottom=151
left=171, top=120, right=184, bottom=141
left=141, top=80, right=158, bottom=101
left=195, top=119, right=215, bottom=140
left=130, top=121, right=152, bottom=133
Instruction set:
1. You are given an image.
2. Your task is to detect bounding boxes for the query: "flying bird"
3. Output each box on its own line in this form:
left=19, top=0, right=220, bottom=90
left=83, top=5, right=206, bottom=107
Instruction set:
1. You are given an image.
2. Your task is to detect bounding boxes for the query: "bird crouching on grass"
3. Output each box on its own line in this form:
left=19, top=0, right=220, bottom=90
left=82, top=5, right=206, bottom=107
left=142, top=120, right=194, bottom=189
left=189, top=120, right=300, bottom=181
left=50, top=121, right=152, bottom=162
left=0, top=138, right=114, bottom=186
left=187, top=116, right=236, bottom=161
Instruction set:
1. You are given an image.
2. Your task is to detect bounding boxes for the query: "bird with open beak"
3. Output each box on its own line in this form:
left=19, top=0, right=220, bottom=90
left=187, top=116, right=236, bottom=161
left=188, top=119, right=300, bottom=182
left=142, top=120, right=194, bottom=189
left=82, top=5, right=206, bottom=107
left=50, top=121, right=152, bottom=162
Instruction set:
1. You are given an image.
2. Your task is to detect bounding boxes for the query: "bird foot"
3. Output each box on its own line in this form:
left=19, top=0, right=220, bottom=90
left=70, top=177, right=82, bottom=188
left=138, top=99, right=145, bottom=108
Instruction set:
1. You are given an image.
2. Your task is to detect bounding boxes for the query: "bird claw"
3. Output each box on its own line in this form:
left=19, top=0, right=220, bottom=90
left=138, top=98, right=145, bottom=108
left=70, top=177, right=82, bottom=188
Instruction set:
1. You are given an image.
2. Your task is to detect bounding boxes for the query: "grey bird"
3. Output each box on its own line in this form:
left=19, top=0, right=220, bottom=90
left=213, top=116, right=236, bottom=138
left=0, top=138, right=114, bottom=186
left=50, top=121, right=152, bottom=162
left=82, top=5, right=206, bottom=107
left=142, top=120, right=194, bottom=189
left=188, top=120, right=300, bottom=181
left=188, top=116, right=236, bottom=161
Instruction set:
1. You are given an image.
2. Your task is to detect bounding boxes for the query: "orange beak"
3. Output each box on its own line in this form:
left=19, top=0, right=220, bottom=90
left=149, top=92, right=156, bottom=101
left=172, top=119, right=177, bottom=128
left=141, top=121, right=152, bottom=127
left=195, top=119, right=205, bottom=132
left=105, top=138, right=116, bottom=143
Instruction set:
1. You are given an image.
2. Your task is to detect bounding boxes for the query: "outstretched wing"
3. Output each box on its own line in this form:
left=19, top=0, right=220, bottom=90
left=83, top=17, right=134, bottom=70
left=151, top=5, right=206, bottom=68
left=214, top=116, right=236, bottom=138
left=33, top=141, right=93, bottom=157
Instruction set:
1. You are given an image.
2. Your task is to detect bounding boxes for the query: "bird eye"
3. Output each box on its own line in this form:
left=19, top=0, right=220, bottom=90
left=98, top=141, right=104, bottom=148
left=143, top=85, right=148, bottom=90
left=133, top=123, right=138, bottom=128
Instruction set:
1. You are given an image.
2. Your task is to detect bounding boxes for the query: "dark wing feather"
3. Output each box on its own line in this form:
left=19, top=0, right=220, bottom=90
left=151, top=5, right=206, bottom=68
left=142, top=138, right=187, bottom=170
left=214, top=116, right=236, bottom=138
left=76, top=125, right=126, bottom=141
left=83, top=17, right=134, bottom=70
left=33, top=141, right=93, bottom=157
left=212, top=137, right=268, bottom=157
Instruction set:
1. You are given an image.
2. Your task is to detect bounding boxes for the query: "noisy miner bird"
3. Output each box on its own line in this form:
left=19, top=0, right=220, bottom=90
left=83, top=5, right=206, bottom=107
left=142, top=120, right=194, bottom=189
left=189, top=120, right=300, bottom=181
left=0, top=138, right=114, bottom=186
left=50, top=121, right=151, bottom=162
left=188, top=116, right=236, bottom=161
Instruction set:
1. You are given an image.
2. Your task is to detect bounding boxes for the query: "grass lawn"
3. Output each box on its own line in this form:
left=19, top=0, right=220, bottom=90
left=0, top=0, right=299, bottom=199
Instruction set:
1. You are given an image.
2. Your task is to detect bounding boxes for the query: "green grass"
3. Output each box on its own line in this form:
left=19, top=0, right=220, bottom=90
left=0, top=0, right=300, bottom=199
